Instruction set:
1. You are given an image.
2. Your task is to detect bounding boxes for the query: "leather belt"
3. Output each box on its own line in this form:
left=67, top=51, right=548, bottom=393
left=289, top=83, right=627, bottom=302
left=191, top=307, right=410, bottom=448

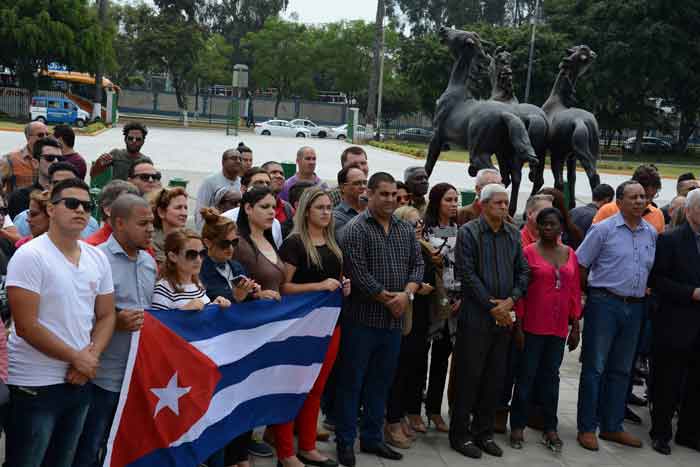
left=589, top=287, right=645, bottom=304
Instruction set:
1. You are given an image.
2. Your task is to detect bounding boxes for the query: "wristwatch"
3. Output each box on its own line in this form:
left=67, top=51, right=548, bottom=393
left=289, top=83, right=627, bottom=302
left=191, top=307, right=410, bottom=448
left=405, top=291, right=415, bottom=302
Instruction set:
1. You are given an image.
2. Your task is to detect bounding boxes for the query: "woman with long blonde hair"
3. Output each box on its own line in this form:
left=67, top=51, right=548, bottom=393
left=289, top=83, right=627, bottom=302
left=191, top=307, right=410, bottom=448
left=272, top=187, right=349, bottom=467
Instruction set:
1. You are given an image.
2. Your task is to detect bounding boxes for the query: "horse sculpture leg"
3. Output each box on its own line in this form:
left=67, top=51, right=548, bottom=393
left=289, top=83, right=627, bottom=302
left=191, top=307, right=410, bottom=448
left=425, top=134, right=444, bottom=177
left=527, top=115, right=548, bottom=195
left=550, top=151, right=565, bottom=195
left=572, top=119, right=601, bottom=190
left=500, top=112, right=539, bottom=166
left=566, top=156, right=577, bottom=210
left=508, top=160, right=524, bottom=217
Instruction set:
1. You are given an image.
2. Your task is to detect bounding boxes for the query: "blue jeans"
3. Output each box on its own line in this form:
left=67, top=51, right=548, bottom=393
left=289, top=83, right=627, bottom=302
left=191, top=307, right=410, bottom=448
left=334, top=319, right=401, bottom=448
left=72, top=384, right=120, bottom=467
left=7, top=383, right=92, bottom=467
left=577, top=291, right=644, bottom=433
left=510, top=333, right=565, bottom=432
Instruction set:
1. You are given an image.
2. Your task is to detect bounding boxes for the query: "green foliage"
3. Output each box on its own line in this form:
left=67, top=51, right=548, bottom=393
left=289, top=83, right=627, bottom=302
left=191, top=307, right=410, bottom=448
left=0, top=0, right=116, bottom=90
left=192, top=33, right=234, bottom=88
left=368, top=140, right=427, bottom=158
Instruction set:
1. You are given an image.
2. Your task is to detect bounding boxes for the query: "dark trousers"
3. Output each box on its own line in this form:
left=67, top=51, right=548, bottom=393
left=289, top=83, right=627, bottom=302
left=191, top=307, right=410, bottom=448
left=387, top=305, right=430, bottom=423
left=72, top=384, right=120, bottom=467
left=449, top=319, right=510, bottom=441
left=510, top=333, right=565, bottom=432
left=650, top=334, right=700, bottom=443
left=224, top=430, right=252, bottom=465
left=335, top=319, right=401, bottom=448
left=425, top=327, right=452, bottom=415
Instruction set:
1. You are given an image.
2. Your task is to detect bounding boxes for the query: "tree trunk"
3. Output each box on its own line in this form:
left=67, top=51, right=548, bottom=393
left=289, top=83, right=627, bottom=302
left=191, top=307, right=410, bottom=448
left=366, top=0, right=385, bottom=126
left=93, top=0, right=108, bottom=121
left=633, top=125, right=644, bottom=155
left=677, top=110, right=697, bottom=153
left=274, top=94, right=281, bottom=118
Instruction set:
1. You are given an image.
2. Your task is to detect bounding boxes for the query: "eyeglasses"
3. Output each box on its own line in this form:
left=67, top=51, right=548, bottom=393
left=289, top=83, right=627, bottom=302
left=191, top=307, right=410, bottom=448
left=126, top=136, right=144, bottom=142
left=407, top=219, right=424, bottom=228
left=396, top=195, right=411, bottom=203
left=133, top=172, right=162, bottom=182
left=216, top=238, right=239, bottom=249
left=221, top=197, right=241, bottom=207
left=345, top=180, right=368, bottom=187
left=41, top=154, right=65, bottom=163
left=52, top=197, right=94, bottom=212
left=183, top=248, right=207, bottom=261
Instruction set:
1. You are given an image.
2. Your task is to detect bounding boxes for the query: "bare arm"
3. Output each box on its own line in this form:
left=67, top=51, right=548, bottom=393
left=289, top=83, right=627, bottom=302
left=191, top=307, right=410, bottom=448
left=90, top=293, right=116, bottom=355
left=280, top=263, right=340, bottom=295
left=0, top=226, right=21, bottom=244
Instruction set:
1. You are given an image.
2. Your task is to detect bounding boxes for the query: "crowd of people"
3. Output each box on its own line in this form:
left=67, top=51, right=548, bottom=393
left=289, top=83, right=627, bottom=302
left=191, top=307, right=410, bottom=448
left=0, top=120, right=698, bottom=467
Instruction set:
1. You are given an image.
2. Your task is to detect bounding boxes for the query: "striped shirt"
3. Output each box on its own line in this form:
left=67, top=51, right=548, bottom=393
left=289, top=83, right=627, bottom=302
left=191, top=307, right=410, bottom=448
left=151, top=279, right=210, bottom=311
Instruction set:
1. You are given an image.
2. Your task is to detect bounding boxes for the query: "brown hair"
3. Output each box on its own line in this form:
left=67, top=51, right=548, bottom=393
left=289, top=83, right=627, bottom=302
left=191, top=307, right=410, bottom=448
left=152, top=187, right=188, bottom=230
left=30, top=189, right=50, bottom=214
left=200, top=207, right=236, bottom=243
left=160, top=228, right=203, bottom=292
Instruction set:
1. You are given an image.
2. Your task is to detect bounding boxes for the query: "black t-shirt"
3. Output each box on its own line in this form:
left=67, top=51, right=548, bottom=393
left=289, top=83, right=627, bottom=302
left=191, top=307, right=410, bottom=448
left=279, top=234, right=342, bottom=284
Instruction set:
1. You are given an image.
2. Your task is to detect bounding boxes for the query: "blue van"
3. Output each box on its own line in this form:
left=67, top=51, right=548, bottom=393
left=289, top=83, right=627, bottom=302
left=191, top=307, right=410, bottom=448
left=30, top=96, right=91, bottom=128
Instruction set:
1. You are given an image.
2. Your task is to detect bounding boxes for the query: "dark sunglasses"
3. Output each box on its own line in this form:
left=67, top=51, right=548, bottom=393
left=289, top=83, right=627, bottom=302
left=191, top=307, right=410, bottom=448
left=407, top=219, right=424, bottom=228
left=53, top=197, right=94, bottom=212
left=133, top=172, right=162, bottom=182
left=216, top=238, right=239, bottom=249
left=42, top=154, right=65, bottom=162
left=126, top=136, right=144, bottom=142
left=183, top=249, right=207, bottom=261
left=0, top=207, right=8, bottom=217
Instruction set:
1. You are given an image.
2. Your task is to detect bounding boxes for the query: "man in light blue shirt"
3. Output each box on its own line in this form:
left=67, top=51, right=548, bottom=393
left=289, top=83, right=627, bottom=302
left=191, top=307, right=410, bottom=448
left=195, top=148, right=242, bottom=229
left=73, top=194, right=157, bottom=467
left=575, top=180, right=657, bottom=451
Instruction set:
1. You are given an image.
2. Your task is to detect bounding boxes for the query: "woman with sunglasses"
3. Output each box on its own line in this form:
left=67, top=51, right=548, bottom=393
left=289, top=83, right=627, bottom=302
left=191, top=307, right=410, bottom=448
left=152, top=187, right=188, bottom=266
left=272, top=187, right=349, bottom=467
left=15, top=190, right=49, bottom=248
left=199, top=207, right=259, bottom=303
left=151, top=228, right=231, bottom=311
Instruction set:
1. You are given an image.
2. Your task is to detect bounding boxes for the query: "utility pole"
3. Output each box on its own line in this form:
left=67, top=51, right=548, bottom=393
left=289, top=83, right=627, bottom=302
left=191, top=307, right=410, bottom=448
left=93, top=0, right=108, bottom=121
left=366, top=0, right=385, bottom=128
left=524, top=0, right=539, bottom=103
left=375, top=17, right=386, bottom=141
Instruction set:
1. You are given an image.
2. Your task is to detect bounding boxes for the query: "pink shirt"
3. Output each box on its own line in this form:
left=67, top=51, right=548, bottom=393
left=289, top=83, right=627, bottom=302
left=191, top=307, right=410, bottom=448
left=0, top=319, right=7, bottom=382
left=515, top=244, right=582, bottom=338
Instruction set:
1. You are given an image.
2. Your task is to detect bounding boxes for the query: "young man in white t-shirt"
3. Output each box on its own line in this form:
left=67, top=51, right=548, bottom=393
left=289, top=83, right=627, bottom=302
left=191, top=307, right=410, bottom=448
left=5, top=178, right=116, bottom=467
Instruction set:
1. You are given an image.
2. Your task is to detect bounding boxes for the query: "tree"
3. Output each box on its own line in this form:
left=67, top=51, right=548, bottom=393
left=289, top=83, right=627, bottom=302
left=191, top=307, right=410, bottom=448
left=366, top=0, right=386, bottom=126
left=191, top=34, right=234, bottom=89
left=241, top=18, right=314, bottom=116
left=0, top=0, right=115, bottom=91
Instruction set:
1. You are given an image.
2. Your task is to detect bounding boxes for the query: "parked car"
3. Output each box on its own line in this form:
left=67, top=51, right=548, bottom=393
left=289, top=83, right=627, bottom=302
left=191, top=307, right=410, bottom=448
left=30, top=96, right=90, bottom=128
left=254, top=119, right=311, bottom=138
left=289, top=119, right=332, bottom=138
left=623, top=136, right=672, bottom=153
left=333, top=124, right=385, bottom=141
left=397, top=127, right=433, bottom=143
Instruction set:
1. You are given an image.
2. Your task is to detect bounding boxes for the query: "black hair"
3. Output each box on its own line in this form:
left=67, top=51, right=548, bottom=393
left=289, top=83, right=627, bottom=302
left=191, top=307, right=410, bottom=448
left=237, top=187, right=277, bottom=256
left=368, top=172, right=395, bottom=190
left=49, top=162, right=79, bottom=180
left=238, top=142, right=252, bottom=154
left=337, top=163, right=363, bottom=186
left=677, top=172, right=695, bottom=183
left=616, top=180, right=642, bottom=200
left=241, top=167, right=270, bottom=187
left=50, top=178, right=90, bottom=201
left=52, top=124, right=75, bottom=148
left=592, top=183, right=614, bottom=203
left=289, top=181, right=315, bottom=208
left=261, top=161, right=282, bottom=171
left=32, top=136, right=62, bottom=159
left=424, top=182, right=458, bottom=228
left=123, top=122, right=148, bottom=138
left=632, top=164, right=661, bottom=190
left=127, top=157, right=155, bottom=178
left=396, top=181, right=408, bottom=192
left=536, top=207, right=565, bottom=225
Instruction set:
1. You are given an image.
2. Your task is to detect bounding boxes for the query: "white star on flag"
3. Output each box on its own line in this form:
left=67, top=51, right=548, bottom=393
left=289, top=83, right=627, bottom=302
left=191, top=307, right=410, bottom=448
left=150, top=372, right=191, bottom=417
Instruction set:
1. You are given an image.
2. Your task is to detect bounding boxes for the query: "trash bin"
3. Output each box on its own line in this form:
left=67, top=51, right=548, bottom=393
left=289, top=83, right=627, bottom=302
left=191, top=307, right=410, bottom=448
left=281, top=162, right=296, bottom=179
left=90, top=188, right=102, bottom=222
left=168, top=177, right=189, bottom=189
left=461, top=190, right=476, bottom=207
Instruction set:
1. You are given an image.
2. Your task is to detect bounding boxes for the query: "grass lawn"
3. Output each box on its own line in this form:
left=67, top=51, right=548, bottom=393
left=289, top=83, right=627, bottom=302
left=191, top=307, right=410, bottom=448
left=370, top=140, right=700, bottom=179
left=0, top=118, right=108, bottom=135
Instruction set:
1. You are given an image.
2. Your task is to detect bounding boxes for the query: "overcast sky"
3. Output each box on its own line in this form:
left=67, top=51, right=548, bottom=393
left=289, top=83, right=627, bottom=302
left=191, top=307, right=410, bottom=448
left=284, top=0, right=377, bottom=24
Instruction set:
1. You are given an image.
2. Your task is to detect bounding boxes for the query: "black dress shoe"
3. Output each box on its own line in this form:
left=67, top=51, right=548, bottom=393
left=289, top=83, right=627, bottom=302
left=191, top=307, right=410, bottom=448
left=336, top=445, right=355, bottom=467
left=450, top=437, right=482, bottom=459
left=675, top=435, right=700, bottom=452
left=624, top=406, right=643, bottom=425
left=628, top=393, right=648, bottom=407
left=297, top=453, right=339, bottom=467
left=476, top=437, right=503, bottom=457
left=360, top=442, right=403, bottom=460
left=651, top=439, right=671, bottom=455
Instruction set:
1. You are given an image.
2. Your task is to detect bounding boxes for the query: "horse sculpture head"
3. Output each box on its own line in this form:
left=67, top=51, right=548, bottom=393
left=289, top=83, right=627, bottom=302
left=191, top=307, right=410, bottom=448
left=560, top=45, right=597, bottom=85
left=438, top=27, right=490, bottom=62
left=489, top=46, right=514, bottom=101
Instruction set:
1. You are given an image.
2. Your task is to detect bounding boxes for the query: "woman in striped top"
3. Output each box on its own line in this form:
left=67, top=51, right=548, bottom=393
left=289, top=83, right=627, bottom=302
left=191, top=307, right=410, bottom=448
left=151, top=228, right=231, bottom=311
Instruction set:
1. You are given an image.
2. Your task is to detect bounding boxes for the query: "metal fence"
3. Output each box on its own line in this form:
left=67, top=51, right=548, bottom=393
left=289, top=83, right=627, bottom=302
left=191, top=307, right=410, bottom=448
left=0, top=87, right=64, bottom=119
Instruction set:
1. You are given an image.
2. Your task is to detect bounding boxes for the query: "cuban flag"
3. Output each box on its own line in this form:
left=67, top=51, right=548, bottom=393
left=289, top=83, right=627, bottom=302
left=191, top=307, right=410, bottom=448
left=103, top=291, right=342, bottom=467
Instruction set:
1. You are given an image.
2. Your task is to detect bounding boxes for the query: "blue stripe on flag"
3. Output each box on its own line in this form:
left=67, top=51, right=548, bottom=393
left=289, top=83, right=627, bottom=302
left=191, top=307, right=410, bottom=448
left=214, top=335, right=330, bottom=390
left=148, top=291, right=342, bottom=342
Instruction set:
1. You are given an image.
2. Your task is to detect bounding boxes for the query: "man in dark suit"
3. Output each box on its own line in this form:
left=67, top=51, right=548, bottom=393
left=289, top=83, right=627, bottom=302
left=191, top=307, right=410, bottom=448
left=649, top=189, right=700, bottom=455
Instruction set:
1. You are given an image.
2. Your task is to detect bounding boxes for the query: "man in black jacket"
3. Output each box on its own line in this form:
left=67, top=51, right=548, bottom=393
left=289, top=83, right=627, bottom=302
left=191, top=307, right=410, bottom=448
left=650, top=189, right=700, bottom=455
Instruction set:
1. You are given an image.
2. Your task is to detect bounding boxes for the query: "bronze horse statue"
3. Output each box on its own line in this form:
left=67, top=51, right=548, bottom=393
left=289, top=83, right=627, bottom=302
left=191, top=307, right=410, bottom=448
left=488, top=46, right=549, bottom=198
left=425, top=27, right=539, bottom=216
left=540, top=45, right=601, bottom=209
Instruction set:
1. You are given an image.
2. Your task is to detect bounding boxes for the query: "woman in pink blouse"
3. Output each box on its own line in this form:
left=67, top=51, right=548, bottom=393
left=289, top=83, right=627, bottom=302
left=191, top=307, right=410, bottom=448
left=509, top=207, right=582, bottom=452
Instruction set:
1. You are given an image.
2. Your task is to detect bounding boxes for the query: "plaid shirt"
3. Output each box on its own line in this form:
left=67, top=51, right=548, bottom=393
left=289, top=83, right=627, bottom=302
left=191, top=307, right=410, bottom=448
left=342, top=209, right=424, bottom=329
left=328, top=186, right=342, bottom=207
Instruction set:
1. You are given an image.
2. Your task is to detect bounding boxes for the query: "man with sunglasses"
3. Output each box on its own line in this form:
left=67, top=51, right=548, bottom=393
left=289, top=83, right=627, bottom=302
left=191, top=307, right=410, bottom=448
left=334, top=164, right=367, bottom=242
left=127, top=158, right=163, bottom=196
left=91, top=122, right=152, bottom=181
left=195, top=148, right=242, bottom=229
left=1, top=121, right=48, bottom=193
left=74, top=193, right=156, bottom=467
left=7, top=137, right=63, bottom=220
left=5, top=178, right=116, bottom=467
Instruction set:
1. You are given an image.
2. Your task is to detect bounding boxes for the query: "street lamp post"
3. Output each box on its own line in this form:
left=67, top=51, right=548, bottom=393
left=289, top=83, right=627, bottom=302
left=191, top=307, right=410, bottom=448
left=524, top=0, right=540, bottom=104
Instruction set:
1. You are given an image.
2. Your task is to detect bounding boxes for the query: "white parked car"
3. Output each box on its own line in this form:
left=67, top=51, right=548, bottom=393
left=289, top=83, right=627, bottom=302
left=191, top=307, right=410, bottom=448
left=289, top=119, right=332, bottom=138
left=254, top=120, right=311, bottom=138
left=333, top=124, right=385, bottom=141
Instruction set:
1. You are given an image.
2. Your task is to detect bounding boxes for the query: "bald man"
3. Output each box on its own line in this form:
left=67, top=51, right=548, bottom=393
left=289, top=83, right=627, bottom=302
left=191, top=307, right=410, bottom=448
left=1, top=121, right=48, bottom=192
